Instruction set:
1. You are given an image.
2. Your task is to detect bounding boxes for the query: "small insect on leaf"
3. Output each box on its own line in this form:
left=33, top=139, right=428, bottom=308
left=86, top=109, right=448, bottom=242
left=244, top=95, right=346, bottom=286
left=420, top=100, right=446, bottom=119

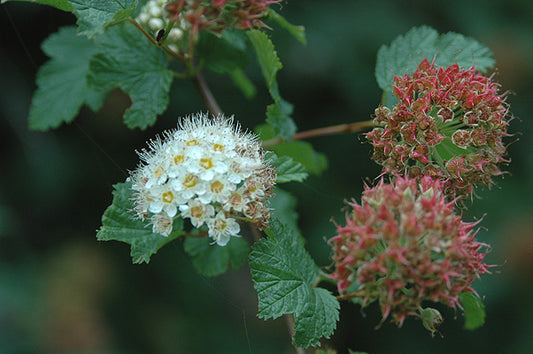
left=156, top=29, right=165, bottom=44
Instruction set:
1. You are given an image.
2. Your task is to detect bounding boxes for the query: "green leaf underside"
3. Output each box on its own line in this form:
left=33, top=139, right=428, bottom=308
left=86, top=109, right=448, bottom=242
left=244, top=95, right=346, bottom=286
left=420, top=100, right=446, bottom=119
left=269, top=154, right=308, bottom=183
left=459, top=292, right=486, bottom=330
left=247, top=30, right=282, bottom=99
left=88, top=23, right=173, bottom=129
left=198, top=30, right=248, bottom=74
left=1, top=0, right=73, bottom=11
left=28, top=26, right=106, bottom=131
left=266, top=99, right=297, bottom=141
left=376, top=26, right=495, bottom=92
left=268, top=9, right=306, bottom=45
left=183, top=236, right=249, bottom=277
left=69, top=0, right=137, bottom=38
left=97, top=182, right=184, bottom=264
left=249, top=218, right=339, bottom=348
left=247, top=30, right=297, bottom=140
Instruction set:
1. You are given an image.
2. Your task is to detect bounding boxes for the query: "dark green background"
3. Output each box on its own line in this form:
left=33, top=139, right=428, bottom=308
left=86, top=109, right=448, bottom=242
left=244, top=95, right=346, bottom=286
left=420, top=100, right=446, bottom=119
left=1, top=1, right=532, bottom=353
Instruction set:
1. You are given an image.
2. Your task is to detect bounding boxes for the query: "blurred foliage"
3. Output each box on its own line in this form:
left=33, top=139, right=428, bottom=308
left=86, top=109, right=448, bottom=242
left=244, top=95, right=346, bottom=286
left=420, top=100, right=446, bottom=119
left=1, top=0, right=532, bottom=353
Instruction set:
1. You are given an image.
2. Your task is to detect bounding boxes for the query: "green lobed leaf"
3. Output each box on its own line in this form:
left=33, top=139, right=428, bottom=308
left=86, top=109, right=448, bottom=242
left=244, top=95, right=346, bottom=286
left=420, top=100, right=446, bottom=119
left=1, top=0, right=73, bottom=11
left=293, top=288, right=340, bottom=348
left=376, top=25, right=495, bottom=92
left=247, top=29, right=282, bottom=99
left=268, top=153, right=308, bottom=183
left=247, top=30, right=297, bottom=139
left=267, top=9, right=306, bottom=45
left=250, top=217, right=319, bottom=319
left=183, top=236, right=250, bottom=277
left=88, top=23, right=173, bottom=129
left=28, top=26, right=106, bottom=130
left=459, top=292, right=486, bottom=330
left=69, top=0, right=137, bottom=38
left=249, top=217, right=339, bottom=348
left=97, top=182, right=184, bottom=264
left=266, top=98, right=297, bottom=141
left=197, top=30, right=249, bottom=74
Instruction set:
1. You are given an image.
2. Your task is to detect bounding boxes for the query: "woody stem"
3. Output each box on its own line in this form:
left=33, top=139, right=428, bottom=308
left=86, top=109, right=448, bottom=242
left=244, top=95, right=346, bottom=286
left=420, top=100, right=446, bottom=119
left=262, top=120, right=377, bottom=147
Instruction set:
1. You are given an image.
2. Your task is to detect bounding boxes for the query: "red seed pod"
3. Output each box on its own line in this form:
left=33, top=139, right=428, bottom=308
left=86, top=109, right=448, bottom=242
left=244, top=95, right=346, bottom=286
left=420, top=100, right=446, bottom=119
left=367, top=58, right=511, bottom=200
left=329, top=176, right=490, bottom=328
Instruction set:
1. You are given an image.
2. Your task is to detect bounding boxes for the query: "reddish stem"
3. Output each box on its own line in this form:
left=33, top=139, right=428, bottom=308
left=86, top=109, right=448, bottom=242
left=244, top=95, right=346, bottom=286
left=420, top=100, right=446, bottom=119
left=262, top=120, right=377, bottom=147
left=336, top=290, right=365, bottom=301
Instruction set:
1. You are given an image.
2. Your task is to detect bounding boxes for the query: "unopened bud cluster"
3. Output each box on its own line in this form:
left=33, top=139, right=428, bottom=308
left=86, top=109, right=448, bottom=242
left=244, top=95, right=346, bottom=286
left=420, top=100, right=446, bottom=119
left=165, top=0, right=281, bottom=34
left=129, top=113, right=275, bottom=246
left=367, top=58, right=511, bottom=199
left=329, top=176, right=490, bottom=327
left=137, top=0, right=280, bottom=53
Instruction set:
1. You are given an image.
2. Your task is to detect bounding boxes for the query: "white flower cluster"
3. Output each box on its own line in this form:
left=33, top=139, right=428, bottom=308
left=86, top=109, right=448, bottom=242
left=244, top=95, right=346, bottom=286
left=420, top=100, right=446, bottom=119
left=136, top=0, right=183, bottom=53
left=129, top=113, right=276, bottom=246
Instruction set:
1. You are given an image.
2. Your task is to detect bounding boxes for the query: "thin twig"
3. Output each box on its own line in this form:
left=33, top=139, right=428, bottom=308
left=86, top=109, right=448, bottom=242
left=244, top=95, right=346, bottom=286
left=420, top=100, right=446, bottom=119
left=336, top=290, right=365, bottom=301
left=128, top=18, right=158, bottom=45
left=262, top=120, right=377, bottom=147
left=127, top=18, right=188, bottom=62
left=193, top=72, right=223, bottom=115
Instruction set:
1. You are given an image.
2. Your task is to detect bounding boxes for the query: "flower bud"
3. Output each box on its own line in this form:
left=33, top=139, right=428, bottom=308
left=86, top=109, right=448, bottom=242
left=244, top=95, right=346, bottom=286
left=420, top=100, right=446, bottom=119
left=419, top=307, right=443, bottom=337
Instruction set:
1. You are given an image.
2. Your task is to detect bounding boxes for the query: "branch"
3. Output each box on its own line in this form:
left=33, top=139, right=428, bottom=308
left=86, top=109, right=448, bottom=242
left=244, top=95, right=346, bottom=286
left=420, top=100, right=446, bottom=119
left=262, top=120, right=377, bottom=147
left=128, top=18, right=187, bottom=62
left=193, top=72, right=222, bottom=116
left=336, top=290, right=365, bottom=301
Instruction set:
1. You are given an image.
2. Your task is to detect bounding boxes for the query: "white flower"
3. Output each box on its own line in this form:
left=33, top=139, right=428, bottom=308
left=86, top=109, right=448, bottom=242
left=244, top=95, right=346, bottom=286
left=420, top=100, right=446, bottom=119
left=207, top=212, right=241, bottom=246
left=129, top=113, right=275, bottom=245
left=179, top=199, right=215, bottom=227
left=151, top=213, right=173, bottom=237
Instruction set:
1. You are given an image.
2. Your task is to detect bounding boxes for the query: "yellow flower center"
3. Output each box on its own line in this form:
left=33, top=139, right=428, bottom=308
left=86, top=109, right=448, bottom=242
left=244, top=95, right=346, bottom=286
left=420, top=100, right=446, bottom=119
left=183, top=174, right=198, bottom=188
left=200, top=158, right=213, bottom=169
left=186, top=139, right=198, bottom=146
left=214, top=144, right=224, bottom=152
left=174, top=154, right=184, bottom=165
left=154, top=166, right=164, bottom=177
left=162, top=191, right=174, bottom=203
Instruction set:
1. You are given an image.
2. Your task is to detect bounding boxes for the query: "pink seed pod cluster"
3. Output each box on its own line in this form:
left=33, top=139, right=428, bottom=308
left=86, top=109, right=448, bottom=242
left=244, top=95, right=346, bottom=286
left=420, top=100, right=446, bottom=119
left=367, top=58, right=511, bottom=200
left=329, top=176, right=490, bottom=327
left=165, top=0, right=281, bottom=35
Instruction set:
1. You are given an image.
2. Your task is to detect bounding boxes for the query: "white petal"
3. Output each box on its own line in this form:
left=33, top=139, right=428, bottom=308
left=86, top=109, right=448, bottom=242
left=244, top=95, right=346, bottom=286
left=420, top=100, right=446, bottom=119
left=149, top=201, right=163, bottom=213
left=166, top=204, right=177, bottom=217
left=216, top=234, right=231, bottom=246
